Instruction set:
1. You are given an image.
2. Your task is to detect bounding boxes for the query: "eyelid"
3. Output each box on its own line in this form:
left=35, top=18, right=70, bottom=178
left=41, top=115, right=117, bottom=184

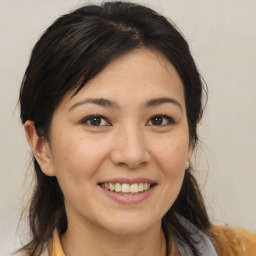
left=81, top=114, right=111, bottom=126
left=146, top=114, right=175, bottom=126
left=80, top=114, right=175, bottom=127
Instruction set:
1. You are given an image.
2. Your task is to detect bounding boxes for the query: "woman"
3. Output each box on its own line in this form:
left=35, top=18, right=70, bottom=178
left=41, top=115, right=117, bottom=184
left=17, top=2, right=256, bottom=256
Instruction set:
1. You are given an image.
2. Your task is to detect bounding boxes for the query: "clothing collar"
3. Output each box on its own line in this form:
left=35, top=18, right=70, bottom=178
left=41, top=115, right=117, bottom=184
left=48, top=229, right=65, bottom=256
left=174, top=215, right=217, bottom=256
left=46, top=218, right=217, bottom=256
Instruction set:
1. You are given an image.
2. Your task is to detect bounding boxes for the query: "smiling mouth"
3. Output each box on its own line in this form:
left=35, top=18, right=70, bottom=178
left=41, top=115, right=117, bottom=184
left=98, top=182, right=156, bottom=194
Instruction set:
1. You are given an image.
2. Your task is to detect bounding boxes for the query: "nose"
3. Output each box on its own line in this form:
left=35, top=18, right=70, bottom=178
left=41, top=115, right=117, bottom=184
left=110, top=125, right=151, bottom=169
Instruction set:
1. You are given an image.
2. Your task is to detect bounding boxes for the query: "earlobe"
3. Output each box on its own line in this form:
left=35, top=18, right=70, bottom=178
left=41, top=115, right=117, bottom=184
left=185, top=141, right=194, bottom=169
left=24, top=120, right=55, bottom=177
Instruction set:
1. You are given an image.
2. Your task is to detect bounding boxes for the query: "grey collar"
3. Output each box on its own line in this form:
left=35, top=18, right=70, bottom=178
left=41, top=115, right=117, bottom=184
left=174, top=216, right=217, bottom=256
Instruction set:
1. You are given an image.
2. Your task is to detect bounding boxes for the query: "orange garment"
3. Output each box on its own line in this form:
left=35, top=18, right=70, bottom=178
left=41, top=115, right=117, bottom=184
left=48, top=226, right=256, bottom=256
left=211, top=226, right=256, bottom=256
left=48, top=229, right=65, bottom=256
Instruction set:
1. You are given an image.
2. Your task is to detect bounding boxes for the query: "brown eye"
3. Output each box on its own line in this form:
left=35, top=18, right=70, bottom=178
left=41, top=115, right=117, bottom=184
left=82, top=115, right=110, bottom=126
left=89, top=117, right=102, bottom=126
left=147, top=115, right=174, bottom=126
left=151, top=116, right=164, bottom=125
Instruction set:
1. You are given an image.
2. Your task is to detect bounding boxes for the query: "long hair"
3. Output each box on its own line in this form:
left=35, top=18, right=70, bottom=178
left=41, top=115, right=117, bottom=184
left=18, top=2, right=211, bottom=255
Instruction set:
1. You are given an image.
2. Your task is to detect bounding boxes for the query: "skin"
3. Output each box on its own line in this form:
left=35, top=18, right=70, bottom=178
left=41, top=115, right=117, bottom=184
left=25, top=48, right=193, bottom=256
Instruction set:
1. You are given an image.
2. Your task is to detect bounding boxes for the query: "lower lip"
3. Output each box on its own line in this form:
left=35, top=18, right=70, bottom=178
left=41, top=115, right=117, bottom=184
left=99, top=186, right=156, bottom=204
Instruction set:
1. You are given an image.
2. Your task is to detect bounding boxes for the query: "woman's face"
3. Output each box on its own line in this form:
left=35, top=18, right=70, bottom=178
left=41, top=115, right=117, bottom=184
left=43, top=48, right=192, bottom=235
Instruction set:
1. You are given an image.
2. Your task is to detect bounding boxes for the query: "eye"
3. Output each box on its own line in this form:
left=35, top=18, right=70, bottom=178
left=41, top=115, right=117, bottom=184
left=81, top=115, right=110, bottom=126
left=147, top=115, right=174, bottom=126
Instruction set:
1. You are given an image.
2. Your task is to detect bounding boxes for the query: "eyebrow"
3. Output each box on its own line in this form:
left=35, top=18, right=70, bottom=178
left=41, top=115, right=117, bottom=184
left=144, top=97, right=182, bottom=112
left=69, top=98, right=119, bottom=111
left=69, top=97, right=182, bottom=112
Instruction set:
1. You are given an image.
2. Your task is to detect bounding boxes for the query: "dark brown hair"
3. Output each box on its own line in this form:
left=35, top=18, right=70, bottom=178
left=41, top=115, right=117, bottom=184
left=18, top=2, right=211, bottom=255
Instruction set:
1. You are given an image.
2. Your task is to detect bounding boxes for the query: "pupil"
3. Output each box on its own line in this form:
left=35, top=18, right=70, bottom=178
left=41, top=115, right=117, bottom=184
left=152, top=117, right=162, bottom=125
left=91, top=117, right=101, bottom=125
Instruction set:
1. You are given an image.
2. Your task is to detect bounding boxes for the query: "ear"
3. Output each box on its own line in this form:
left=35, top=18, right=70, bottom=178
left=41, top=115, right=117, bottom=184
left=24, top=120, right=55, bottom=177
left=185, top=140, right=194, bottom=169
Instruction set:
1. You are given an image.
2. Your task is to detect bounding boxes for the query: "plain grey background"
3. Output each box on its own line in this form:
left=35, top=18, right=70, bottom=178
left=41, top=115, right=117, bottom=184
left=0, top=0, right=256, bottom=255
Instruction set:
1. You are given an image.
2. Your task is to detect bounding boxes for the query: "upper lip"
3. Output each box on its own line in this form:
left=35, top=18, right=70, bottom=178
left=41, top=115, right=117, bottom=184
left=98, top=177, right=157, bottom=185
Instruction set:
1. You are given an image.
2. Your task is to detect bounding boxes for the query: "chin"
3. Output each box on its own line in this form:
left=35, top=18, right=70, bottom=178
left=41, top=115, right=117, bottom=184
left=101, top=213, right=161, bottom=236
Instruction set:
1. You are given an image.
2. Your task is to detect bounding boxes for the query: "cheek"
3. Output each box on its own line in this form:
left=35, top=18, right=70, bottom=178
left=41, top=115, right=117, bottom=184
left=154, top=135, right=189, bottom=173
left=152, top=135, right=189, bottom=197
left=50, top=132, right=109, bottom=189
left=145, top=136, right=188, bottom=217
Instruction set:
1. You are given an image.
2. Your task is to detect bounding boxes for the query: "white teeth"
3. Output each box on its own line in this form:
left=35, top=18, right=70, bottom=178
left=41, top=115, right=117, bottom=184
left=100, top=182, right=153, bottom=193
left=109, top=183, right=115, bottom=191
left=122, top=183, right=130, bottom=193
left=115, top=183, right=122, bottom=192
left=138, top=183, right=144, bottom=192
left=130, top=184, right=139, bottom=193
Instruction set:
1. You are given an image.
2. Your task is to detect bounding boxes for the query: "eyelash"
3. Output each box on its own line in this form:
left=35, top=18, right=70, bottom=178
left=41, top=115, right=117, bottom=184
left=81, top=114, right=175, bottom=127
left=146, top=115, right=175, bottom=126
left=81, top=115, right=110, bottom=126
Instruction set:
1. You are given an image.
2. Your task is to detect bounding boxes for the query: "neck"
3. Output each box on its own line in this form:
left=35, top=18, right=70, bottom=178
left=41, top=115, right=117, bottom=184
left=61, top=220, right=167, bottom=256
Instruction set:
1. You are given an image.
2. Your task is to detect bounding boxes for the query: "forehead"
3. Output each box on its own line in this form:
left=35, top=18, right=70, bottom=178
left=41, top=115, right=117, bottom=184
left=60, top=48, right=185, bottom=110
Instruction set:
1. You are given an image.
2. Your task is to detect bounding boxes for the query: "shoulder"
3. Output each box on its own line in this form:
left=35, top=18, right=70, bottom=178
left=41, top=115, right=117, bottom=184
left=210, top=225, right=256, bottom=256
